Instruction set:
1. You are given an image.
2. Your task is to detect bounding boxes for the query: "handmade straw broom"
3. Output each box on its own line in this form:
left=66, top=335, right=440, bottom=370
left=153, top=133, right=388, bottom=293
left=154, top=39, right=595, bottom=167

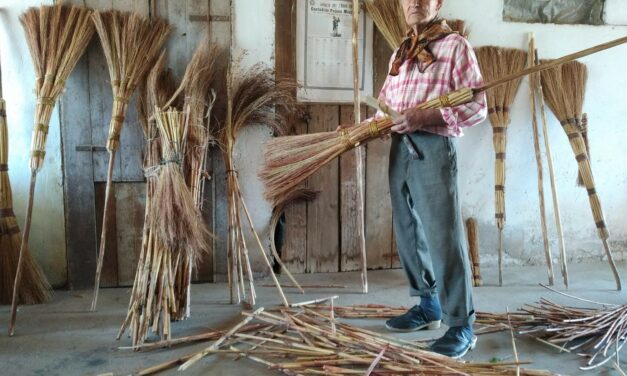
left=0, top=60, right=51, bottom=306
left=475, top=46, right=528, bottom=287
left=90, top=10, right=171, bottom=311
left=9, top=4, right=94, bottom=337
left=260, top=35, right=627, bottom=238
left=540, top=60, right=621, bottom=290
left=466, top=218, right=482, bottom=287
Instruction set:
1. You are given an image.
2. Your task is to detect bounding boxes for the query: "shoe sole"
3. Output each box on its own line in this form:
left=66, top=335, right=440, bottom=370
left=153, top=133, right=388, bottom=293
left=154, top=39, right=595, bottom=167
left=451, top=335, right=478, bottom=359
left=385, top=320, right=441, bottom=333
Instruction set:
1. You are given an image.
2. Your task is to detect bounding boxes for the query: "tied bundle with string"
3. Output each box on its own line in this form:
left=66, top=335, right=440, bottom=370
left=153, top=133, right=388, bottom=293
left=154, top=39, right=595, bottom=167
left=91, top=10, right=171, bottom=311
left=540, top=60, right=621, bottom=291
left=10, top=4, right=94, bottom=337
left=475, top=46, right=527, bottom=287
left=222, top=62, right=301, bottom=307
left=0, top=85, right=51, bottom=306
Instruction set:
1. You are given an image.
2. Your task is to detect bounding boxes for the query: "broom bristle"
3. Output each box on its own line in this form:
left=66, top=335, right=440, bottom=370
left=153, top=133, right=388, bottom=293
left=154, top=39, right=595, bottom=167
left=0, top=99, right=51, bottom=305
left=364, top=0, right=406, bottom=49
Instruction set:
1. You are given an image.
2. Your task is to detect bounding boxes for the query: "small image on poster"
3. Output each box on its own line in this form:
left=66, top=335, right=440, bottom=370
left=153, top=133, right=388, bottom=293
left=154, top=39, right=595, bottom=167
left=297, top=0, right=373, bottom=103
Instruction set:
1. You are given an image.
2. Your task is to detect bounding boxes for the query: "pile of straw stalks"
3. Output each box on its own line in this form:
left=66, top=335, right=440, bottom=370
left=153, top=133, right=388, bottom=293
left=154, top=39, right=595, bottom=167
left=90, top=9, right=171, bottom=311
left=135, top=302, right=556, bottom=376
left=474, top=46, right=528, bottom=287
left=10, top=3, right=94, bottom=336
left=0, top=89, right=51, bottom=306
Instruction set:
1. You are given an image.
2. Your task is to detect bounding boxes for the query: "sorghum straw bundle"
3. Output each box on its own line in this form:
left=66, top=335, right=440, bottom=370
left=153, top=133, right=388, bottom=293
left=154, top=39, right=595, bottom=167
left=475, top=46, right=528, bottom=287
left=527, top=35, right=557, bottom=287
left=10, top=4, right=94, bottom=336
left=540, top=60, right=621, bottom=291
left=222, top=63, right=299, bottom=306
left=0, top=95, right=51, bottom=305
left=91, top=10, right=171, bottom=311
left=466, top=217, right=482, bottom=287
left=139, top=305, right=557, bottom=376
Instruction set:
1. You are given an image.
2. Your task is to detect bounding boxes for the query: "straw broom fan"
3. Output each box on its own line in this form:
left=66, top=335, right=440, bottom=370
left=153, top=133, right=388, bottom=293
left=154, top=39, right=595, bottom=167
left=260, top=36, right=627, bottom=211
left=540, top=61, right=621, bottom=290
left=90, top=10, right=171, bottom=311
left=0, top=81, right=51, bottom=305
left=9, top=4, right=94, bottom=336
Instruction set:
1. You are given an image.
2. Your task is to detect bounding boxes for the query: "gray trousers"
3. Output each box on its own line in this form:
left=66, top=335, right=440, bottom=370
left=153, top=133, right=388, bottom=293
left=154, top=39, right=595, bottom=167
left=389, top=132, right=475, bottom=327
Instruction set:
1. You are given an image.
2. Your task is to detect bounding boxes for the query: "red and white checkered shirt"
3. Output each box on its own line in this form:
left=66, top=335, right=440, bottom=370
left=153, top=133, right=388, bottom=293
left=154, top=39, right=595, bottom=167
left=376, top=33, right=487, bottom=137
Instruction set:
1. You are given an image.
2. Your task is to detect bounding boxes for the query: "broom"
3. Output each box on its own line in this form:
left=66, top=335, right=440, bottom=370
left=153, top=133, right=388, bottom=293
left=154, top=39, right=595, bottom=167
left=91, top=10, right=171, bottom=311
left=0, top=62, right=51, bottom=305
left=540, top=60, right=621, bottom=290
left=221, top=63, right=300, bottom=307
left=9, top=4, right=94, bottom=336
left=465, top=218, right=482, bottom=287
left=259, top=36, right=627, bottom=222
left=527, top=35, right=556, bottom=286
left=475, top=46, right=528, bottom=287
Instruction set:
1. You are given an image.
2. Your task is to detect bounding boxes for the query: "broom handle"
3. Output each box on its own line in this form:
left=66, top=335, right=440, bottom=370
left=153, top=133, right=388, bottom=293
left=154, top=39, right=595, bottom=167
left=534, top=49, right=569, bottom=287
left=9, top=170, right=37, bottom=336
left=478, top=35, right=627, bottom=93
left=528, top=34, right=555, bottom=286
left=91, top=151, right=116, bottom=311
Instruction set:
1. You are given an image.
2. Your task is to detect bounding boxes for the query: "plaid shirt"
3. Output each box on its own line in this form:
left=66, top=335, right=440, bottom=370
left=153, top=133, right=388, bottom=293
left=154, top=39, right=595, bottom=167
left=377, top=33, right=487, bottom=137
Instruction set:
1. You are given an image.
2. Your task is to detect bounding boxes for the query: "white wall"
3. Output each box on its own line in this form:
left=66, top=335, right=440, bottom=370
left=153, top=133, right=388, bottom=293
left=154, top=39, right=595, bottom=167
left=440, top=0, right=627, bottom=269
left=0, top=0, right=67, bottom=287
left=231, top=0, right=276, bottom=273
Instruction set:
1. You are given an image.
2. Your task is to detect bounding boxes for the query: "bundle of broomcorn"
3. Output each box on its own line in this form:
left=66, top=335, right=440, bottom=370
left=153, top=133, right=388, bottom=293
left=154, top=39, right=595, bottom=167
left=10, top=4, right=94, bottom=336
left=91, top=10, right=171, bottom=311
left=540, top=61, right=621, bottom=291
left=364, top=0, right=468, bottom=49
left=118, top=39, right=217, bottom=346
left=475, top=46, right=527, bottom=287
left=222, top=63, right=300, bottom=307
left=0, top=87, right=51, bottom=305
left=137, top=305, right=557, bottom=376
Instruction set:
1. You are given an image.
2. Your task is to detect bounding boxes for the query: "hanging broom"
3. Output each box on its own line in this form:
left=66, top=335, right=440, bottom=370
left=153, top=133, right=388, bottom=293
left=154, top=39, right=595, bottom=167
left=474, top=46, right=528, bottom=287
left=259, top=36, right=627, bottom=226
left=540, top=60, right=621, bottom=291
left=0, top=63, right=51, bottom=305
left=90, top=10, right=171, bottom=311
left=221, top=63, right=301, bottom=307
left=9, top=4, right=94, bottom=337
left=526, top=35, right=556, bottom=286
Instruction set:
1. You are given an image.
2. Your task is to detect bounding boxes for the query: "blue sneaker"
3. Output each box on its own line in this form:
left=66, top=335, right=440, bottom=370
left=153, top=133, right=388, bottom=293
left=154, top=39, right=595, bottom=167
left=385, top=305, right=442, bottom=332
left=430, top=325, right=477, bottom=359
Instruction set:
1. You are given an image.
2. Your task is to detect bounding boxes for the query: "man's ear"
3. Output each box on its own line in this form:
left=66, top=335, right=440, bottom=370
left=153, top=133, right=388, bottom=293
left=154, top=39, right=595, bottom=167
left=437, top=0, right=444, bottom=11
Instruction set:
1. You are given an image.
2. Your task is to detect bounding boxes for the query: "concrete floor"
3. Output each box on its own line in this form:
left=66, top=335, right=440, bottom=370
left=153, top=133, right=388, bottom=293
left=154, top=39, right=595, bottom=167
left=1, top=262, right=627, bottom=376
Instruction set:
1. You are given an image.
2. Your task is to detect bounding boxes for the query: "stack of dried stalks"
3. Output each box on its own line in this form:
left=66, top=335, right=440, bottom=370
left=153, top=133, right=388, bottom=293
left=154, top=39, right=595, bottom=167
left=222, top=63, right=300, bottom=307
left=137, top=304, right=556, bottom=376
left=540, top=60, right=621, bottom=291
left=0, top=79, right=51, bottom=306
left=475, top=46, right=528, bottom=287
left=10, top=4, right=94, bottom=336
left=91, top=10, right=171, bottom=311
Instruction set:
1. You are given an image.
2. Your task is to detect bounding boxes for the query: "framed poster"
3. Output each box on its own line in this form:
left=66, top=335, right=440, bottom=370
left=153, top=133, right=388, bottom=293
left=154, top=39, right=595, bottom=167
left=296, top=0, right=374, bottom=103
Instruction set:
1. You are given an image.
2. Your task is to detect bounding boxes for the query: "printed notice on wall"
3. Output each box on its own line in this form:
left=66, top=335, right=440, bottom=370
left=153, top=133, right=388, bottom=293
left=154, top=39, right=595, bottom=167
left=296, top=0, right=373, bottom=103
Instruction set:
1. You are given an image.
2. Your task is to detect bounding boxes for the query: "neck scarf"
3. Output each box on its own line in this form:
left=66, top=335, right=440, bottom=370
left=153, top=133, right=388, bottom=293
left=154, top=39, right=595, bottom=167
left=389, top=18, right=457, bottom=76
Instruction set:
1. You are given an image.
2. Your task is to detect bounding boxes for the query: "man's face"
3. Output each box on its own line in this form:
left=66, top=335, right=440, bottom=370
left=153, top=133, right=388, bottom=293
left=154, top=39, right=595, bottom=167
left=402, top=0, right=443, bottom=28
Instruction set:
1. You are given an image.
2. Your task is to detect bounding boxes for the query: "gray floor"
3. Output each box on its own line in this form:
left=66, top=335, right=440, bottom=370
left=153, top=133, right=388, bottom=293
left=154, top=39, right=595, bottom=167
left=1, top=262, right=627, bottom=376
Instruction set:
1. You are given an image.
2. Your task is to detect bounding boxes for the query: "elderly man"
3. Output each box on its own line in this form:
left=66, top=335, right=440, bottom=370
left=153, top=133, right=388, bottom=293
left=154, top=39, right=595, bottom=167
left=379, top=0, right=487, bottom=359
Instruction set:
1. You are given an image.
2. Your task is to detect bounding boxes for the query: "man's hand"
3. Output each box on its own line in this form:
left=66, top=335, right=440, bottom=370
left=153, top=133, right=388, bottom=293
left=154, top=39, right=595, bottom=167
left=391, top=107, right=446, bottom=134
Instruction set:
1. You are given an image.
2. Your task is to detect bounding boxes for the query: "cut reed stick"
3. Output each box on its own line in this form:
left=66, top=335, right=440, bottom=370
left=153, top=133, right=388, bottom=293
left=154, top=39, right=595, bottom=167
left=10, top=4, right=94, bottom=336
left=540, top=60, right=621, bottom=290
left=352, top=0, right=368, bottom=295
left=527, top=34, right=555, bottom=286
left=465, top=217, right=482, bottom=287
left=90, top=10, right=171, bottom=311
left=533, top=47, right=568, bottom=287
left=475, top=46, right=528, bottom=287
left=0, top=83, right=51, bottom=306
